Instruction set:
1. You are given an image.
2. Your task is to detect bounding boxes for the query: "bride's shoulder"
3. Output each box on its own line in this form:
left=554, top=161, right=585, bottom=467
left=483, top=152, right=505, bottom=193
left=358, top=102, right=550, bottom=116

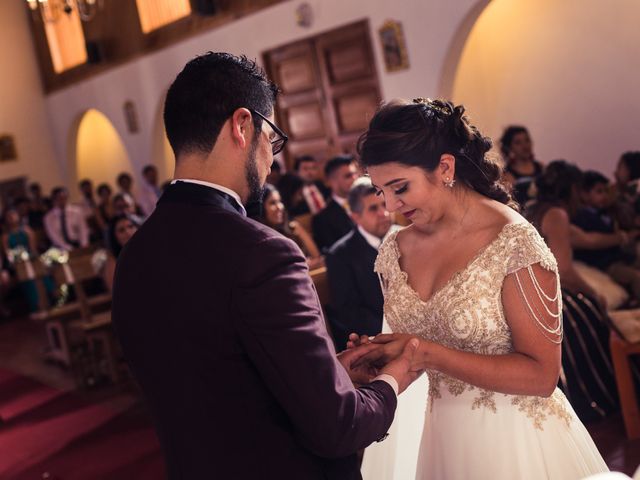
left=501, top=220, right=557, bottom=273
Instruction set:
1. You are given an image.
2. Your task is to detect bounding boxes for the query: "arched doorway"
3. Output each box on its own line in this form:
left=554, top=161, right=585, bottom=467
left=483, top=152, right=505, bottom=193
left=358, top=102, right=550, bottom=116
left=71, top=109, right=134, bottom=197
left=449, top=0, right=640, bottom=172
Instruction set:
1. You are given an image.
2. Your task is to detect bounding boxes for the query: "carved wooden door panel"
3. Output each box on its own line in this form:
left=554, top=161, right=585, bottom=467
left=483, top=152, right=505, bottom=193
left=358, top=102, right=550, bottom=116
left=263, top=20, right=381, bottom=172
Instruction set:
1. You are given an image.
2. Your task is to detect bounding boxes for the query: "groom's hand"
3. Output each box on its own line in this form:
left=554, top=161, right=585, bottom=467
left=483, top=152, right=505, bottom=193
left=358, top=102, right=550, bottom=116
left=379, top=338, right=422, bottom=394
left=337, top=343, right=380, bottom=385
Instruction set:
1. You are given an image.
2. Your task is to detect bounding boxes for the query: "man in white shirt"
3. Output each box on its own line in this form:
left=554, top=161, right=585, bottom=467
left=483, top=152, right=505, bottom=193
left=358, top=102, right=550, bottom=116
left=77, top=179, right=97, bottom=217
left=293, top=155, right=330, bottom=215
left=44, top=187, right=89, bottom=251
left=138, top=165, right=162, bottom=217
left=325, top=177, right=393, bottom=348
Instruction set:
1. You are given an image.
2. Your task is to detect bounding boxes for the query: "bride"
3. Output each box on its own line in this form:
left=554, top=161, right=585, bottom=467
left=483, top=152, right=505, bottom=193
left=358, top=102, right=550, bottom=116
left=353, top=98, right=609, bottom=479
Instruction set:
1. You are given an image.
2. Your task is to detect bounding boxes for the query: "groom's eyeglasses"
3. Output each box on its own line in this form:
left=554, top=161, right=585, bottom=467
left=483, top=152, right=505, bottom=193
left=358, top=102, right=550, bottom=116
left=249, top=109, right=288, bottom=156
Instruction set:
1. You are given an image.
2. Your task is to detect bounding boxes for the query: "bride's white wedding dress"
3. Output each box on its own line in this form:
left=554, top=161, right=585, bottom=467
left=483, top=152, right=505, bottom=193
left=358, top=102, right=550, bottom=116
left=361, top=222, right=609, bottom=479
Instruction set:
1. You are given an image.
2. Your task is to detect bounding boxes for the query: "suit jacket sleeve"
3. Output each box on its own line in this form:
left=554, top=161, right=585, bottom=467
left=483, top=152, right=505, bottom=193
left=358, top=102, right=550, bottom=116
left=232, top=234, right=396, bottom=458
left=326, top=250, right=381, bottom=343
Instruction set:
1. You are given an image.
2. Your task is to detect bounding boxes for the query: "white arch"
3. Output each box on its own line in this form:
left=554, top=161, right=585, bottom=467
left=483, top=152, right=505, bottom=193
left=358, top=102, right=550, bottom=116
left=69, top=108, right=135, bottom=197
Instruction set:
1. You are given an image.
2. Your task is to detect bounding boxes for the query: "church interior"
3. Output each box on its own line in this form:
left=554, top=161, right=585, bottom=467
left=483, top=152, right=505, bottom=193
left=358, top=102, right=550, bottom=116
left=1, top=0, right=640, bottom=478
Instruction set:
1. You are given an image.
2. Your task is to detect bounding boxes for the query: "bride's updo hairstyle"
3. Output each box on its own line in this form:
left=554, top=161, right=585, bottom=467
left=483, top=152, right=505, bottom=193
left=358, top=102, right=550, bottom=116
left=357, top=98, right=514, bottom=207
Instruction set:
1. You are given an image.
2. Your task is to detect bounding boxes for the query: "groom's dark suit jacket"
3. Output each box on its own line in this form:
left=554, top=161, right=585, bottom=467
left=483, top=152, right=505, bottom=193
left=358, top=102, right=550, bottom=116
left=112, top=182, right=396, bottom=480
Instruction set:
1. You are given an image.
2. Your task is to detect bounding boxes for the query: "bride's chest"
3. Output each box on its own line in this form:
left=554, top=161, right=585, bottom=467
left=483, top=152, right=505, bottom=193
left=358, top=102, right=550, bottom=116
left=385, top=256, right=513, bottom=354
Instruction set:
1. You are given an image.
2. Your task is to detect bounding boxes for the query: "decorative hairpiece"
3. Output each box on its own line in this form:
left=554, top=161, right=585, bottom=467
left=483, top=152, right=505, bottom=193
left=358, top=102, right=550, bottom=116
left=412, top=97, right=452, bottom=116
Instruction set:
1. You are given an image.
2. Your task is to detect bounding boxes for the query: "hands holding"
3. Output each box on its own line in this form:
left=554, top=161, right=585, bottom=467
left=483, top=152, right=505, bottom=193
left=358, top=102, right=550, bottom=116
left=338, top=332, right=427, bottom=394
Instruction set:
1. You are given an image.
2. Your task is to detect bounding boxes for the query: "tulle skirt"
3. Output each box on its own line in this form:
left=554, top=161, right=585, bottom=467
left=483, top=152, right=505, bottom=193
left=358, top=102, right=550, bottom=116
left=361, top=318, right=609, bottom=480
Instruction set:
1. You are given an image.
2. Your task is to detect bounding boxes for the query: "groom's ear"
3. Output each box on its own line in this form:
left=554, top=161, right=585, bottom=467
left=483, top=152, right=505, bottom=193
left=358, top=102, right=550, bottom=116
left=438, top=154, right=456, bottom=180
left=229, top=107, right=253, bottom=150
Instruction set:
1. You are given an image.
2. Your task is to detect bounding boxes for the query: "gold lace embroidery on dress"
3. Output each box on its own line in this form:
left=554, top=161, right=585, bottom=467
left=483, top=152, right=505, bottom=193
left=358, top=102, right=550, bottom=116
left=375, top=222, right=572, bottom=430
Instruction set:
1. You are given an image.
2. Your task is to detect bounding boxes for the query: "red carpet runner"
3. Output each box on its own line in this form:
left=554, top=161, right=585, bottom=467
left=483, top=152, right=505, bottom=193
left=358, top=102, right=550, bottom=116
left=0, top=369, right=164, bottom=479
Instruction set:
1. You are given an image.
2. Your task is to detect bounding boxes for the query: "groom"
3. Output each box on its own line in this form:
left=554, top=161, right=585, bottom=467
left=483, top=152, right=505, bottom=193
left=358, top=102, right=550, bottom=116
left=112, top=52, right=419, bottom=480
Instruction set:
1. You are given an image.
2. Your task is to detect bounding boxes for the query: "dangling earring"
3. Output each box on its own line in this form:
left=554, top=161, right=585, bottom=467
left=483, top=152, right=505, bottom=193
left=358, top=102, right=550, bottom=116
left=444, top=177, right=456, bottom=188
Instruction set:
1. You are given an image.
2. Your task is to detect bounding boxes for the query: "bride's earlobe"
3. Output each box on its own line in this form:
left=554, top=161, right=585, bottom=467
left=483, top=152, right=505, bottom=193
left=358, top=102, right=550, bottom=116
left=439, top=155, right=456, bottom=186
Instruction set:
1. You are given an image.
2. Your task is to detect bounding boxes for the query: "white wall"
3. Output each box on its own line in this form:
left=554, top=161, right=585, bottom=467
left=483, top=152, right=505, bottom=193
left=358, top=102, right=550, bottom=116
left=452, top=0, right=640, bottom=176
left=44, top=0, right=480, bottom=186
left=44, top=0, right=640, bottom=188
left=0, top=0, right=63, bottom=192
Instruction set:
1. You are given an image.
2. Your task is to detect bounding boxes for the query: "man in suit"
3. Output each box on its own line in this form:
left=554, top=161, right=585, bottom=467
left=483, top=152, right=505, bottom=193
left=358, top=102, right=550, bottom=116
left=289, top=155, right=331, bottom=216
left=112, top=52, right=419, bottom=480
left=312, top=155, right=358, bottom=251
left=326, top=177, right=393, bottom=348
left=138, top=164, right=162, bottom=217
left=43, top=187, right=90, bottom=251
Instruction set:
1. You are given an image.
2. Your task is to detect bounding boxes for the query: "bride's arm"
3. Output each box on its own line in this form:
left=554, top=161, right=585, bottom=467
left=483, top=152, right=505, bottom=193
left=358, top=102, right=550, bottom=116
left=368, top=263, right=561, bottom=398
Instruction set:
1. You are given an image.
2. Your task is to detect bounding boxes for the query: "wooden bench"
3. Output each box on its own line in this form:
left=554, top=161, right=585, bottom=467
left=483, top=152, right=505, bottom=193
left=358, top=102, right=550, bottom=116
left=610, top=331, right=640, bottom=439
left=82, top=311, right=121, bottom=384
left=42, top=251, right=110, bottom=366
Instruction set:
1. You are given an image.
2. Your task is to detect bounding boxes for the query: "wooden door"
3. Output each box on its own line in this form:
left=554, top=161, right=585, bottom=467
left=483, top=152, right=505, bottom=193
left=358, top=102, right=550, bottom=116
left=263, top=20, right=381, bottom=173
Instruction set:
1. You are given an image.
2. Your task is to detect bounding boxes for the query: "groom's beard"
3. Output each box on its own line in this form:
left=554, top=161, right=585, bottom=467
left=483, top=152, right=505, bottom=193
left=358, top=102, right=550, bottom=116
left=245, top=136, right=264, bottom=207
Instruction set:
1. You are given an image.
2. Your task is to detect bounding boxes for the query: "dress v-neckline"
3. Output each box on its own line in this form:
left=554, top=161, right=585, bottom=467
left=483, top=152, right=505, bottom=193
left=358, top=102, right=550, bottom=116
left=390, top=222, right=523, bottom=307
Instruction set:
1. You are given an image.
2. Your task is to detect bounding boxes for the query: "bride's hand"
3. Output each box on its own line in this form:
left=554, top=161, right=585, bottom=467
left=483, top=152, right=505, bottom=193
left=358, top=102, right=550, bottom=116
left=346, top=333, right=371, bottom=350
left=354, top=333, right=416, bottom=369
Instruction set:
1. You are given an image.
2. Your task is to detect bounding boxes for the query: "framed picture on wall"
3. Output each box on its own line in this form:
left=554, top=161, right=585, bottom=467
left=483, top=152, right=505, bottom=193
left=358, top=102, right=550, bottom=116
left=0, top=135, right=17, bottom=162
left=123, top=100, right=139, bottom=134
left=379, top=20, right=409, bottom=72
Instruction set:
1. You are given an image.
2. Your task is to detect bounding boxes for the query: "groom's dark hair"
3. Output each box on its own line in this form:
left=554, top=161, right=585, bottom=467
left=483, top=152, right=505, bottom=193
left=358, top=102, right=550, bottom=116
left=164, top=52, right=279, bottom=159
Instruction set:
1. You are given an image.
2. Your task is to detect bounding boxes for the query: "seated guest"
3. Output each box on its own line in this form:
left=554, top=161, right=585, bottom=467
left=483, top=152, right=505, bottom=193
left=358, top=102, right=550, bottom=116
left=612, top=150, right=640, bottom=230
left=78, top=179, right=102, bottom=244
left=112, top=193, right=144, bottom=225
left=116, top=172, right=144, bottom=216
left=257, top=184, right=323, bottom=269
left=43, top=187, right=89, bottom=251
left=526, top=160, right=619, bottom=421
left=574, top=170, right=640, bottom=300
left=78, top=178, right=97, bottom=218
left=138, top=165, right=162, bottom=217
left=291, top=155, right=330, bottom=215
left=277, top=173, right=305, bottom=215
left=27, top=182, right=50, bottom=229
left=326, top=177, right=392, bottom=348
left=2, top=208, right=54, bottom=316
left=266, top=159, right=282, bottom=187
left=95, top=183, right=113, bottom=231
left=500, top=125, right=544, bottom=206
left=312, top=155, right=358, bottom=252
left=16, top=196, right=48, bottom=252
left=103, top=215, right=139, bottom=292
left=14, top=197, right=32, bottom=228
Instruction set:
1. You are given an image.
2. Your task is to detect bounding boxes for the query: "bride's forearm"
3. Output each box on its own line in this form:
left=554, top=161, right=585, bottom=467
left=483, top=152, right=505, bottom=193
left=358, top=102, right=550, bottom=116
left=415, top=341, right=559, bottom=397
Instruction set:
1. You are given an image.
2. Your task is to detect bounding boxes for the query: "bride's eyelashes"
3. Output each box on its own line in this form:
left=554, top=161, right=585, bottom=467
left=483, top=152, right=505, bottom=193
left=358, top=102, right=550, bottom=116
left=374, top=183, right=408, bottom=197
left=393, top=184, right=409, bottom=195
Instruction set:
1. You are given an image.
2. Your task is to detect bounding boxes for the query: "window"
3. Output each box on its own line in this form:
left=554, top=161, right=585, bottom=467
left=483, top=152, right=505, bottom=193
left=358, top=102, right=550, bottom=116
left=43, top=4, right=87, bottom=73
left=135, top=0, right=192, bottom=34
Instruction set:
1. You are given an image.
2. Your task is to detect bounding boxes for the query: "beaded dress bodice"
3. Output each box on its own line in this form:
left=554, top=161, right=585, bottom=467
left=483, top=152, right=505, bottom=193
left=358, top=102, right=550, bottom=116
left=374, top=222, right=572, bottom=429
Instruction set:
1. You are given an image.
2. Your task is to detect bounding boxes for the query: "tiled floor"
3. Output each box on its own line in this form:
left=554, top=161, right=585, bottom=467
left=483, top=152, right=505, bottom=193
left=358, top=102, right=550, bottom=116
left=1, top=316, right=639, bottom=476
